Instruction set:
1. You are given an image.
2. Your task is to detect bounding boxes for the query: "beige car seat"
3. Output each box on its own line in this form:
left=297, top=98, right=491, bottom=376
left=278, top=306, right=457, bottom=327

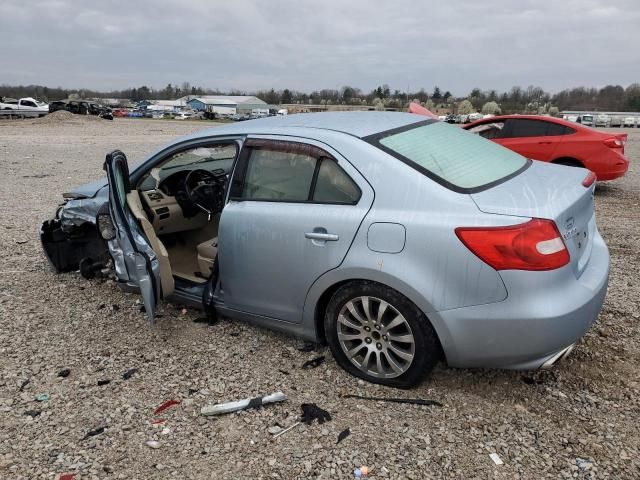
left=126, top=191, right=175, bottom=297
left=196, top=237, right=218, bottom=277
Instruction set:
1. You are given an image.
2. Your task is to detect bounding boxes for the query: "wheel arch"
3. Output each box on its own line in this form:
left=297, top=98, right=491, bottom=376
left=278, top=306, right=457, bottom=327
left=551, top=156, right=585, bottom=168
left=305, top=270, right=450, bottom=360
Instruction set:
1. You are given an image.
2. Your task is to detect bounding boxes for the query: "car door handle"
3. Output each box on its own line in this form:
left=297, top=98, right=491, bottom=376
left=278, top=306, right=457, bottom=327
left=305, top=232, right=339, bottom=241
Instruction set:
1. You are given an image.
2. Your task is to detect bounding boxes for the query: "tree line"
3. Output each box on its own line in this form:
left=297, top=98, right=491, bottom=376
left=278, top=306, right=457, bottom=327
left=1, top=82, right=639, bottom=113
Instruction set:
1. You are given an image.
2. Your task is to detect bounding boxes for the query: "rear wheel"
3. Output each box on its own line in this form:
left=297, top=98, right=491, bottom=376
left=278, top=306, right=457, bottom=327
left=324, top=281, right=439, bottom=388
left=553, top=158, right=583, bottom=168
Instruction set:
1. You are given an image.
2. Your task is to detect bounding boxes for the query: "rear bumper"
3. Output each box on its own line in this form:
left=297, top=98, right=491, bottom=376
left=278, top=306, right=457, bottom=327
left=433, top=231, right=609, bottom=369
left=593, top=150, right=629, bottom=181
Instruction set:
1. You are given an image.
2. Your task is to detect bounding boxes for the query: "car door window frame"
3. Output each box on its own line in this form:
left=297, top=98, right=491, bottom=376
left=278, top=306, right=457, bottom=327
left=229, top=138, right=361, bottom=205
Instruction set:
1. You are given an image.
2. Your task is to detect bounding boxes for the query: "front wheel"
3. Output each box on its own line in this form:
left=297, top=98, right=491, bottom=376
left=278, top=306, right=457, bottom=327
left=324, top=281, right=440, bottom=388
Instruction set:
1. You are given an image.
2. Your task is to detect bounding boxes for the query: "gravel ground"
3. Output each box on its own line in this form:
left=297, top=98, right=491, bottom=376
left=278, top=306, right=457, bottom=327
left=0, top=117, right=638, bottom=479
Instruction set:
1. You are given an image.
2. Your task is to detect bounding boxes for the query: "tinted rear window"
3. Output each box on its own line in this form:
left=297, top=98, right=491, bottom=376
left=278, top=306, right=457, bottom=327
left=370, top=121, right=528, bottom=191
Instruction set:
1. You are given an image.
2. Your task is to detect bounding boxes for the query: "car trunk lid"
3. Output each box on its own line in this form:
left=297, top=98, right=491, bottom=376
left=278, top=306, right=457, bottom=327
left=470, top=161, right=596, bottom=277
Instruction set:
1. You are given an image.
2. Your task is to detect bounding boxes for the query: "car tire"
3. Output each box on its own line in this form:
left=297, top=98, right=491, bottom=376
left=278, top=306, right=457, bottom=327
left=324, top=281, right=440, bottom=388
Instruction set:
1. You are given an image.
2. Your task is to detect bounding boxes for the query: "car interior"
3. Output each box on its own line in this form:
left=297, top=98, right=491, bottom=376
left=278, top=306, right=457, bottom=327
left=132, top=143, right=237, bottom=291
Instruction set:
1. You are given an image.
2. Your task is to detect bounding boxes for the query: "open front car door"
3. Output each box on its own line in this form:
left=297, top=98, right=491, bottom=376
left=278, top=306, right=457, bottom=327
left=101, top=150, right=162, bottom=325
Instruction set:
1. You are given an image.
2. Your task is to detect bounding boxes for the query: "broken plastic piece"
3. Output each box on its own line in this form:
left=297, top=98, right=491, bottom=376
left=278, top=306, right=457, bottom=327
left=122, top=368, right=137, bottom=380
left=272, top=422, right=301, bottom=439
left=19, top=379, right=30, bottom=391
left=59, top=474, right=76, bottom=480
left=58, top=368, right=71, bottom=378
left=97, top=379, right=111, bottom=386
left=146, top=440, right=161, bottom=449
left=354, top=466, right=369, bottom=478
left=300, top=403, right=332, bottom=425
left=201, top=391, right=287, bottom=416
left=35, top=393, right=50, bottom=402
left=342, top=394, right=443, bottom=407
left=301, top=356, right=325, bottom=369
left=489, top=453, right=503, bottom=465
left=154, top=399, right=180, bottom=415
left=337, top=428, right=351, bottom=443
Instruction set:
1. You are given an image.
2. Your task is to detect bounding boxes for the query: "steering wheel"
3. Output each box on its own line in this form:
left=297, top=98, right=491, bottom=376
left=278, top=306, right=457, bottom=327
left=184, top=168, right=226, bottom=218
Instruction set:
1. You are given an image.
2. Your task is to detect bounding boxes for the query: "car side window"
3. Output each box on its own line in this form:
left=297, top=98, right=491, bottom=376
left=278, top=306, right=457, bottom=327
left=313, top=159, right=361, bottom=204
left=506, top=119, right=550, bottom=137
left=468, top=121, right=505, bottom=140
left=241, top=147, right=317, bottom=201
left=546, top=123, right=575, bottom=136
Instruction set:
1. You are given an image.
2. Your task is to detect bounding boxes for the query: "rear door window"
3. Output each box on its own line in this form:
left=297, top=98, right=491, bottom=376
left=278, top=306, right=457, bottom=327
left=313, top=159, right=361, bottom=204
left=368, top=121, right=528, bottom=192
left=504, top=119, right=549, bottom=137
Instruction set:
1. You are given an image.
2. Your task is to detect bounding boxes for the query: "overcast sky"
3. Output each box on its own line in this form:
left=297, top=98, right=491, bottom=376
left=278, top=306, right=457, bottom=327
left=2, top=0, right=639, bottom=95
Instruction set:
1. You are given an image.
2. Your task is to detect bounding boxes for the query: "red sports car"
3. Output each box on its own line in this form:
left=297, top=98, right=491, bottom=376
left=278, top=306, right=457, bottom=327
left=463, top=115, right=629, bottom=180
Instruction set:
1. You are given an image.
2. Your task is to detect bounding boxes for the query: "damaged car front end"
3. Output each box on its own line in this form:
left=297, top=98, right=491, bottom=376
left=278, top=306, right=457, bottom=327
left=40, top=182, right=111, bottom=278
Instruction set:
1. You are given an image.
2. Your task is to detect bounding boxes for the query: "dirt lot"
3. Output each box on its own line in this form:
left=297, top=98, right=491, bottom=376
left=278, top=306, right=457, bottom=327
left=0, top=116, right=638, bottom=479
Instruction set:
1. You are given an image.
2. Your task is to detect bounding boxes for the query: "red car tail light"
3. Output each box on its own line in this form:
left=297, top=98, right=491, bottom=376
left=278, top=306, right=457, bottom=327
left=582, top=171, right=596, bottom=187
left=603, top=137, right=623, bottom=149
left=455, top=219, right=570, bottom=271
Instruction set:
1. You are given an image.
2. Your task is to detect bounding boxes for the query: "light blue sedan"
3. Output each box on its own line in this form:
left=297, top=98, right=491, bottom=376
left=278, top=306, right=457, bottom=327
left=41, top=112, right=609, bottom=387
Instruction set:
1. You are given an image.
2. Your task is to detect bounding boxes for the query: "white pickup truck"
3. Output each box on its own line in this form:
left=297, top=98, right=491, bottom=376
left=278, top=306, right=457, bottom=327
left=0, top=97, right=49, bottom=118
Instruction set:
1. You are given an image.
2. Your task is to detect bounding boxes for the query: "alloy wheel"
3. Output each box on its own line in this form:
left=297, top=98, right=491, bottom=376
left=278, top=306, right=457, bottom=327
left=336, top=295, right=416, bottom=379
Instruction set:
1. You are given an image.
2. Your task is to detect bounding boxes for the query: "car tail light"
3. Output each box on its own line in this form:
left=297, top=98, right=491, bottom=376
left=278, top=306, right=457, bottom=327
left=455, top=219, right=569, bottom=271
left=582, top=171, right=596, bottom=187
left=603, top=137, right=623, bottom=148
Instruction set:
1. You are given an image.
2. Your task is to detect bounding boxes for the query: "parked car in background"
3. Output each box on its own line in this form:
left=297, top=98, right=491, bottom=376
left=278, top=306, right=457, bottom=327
left=577, top=114, right=594, bottom=126
left=174, top=112, right=193, bottom=120
left=0, top=97, right=49, bottom=117
left=468, top=112, right=483, bottom=122
left=48, top=100, right=68, bottom=113
left=623, top=117, right=637, bottom=127
left=113, top=108, right=129, bottom=118
left=595, top=114, right=610, bottom=127
left=464, top=115, right=629, bottom=180
left=609, top=116, right=623, bottom=128
left=127, top=110, right=144, bottom=118
left=41, top=112, right=609, bottom=387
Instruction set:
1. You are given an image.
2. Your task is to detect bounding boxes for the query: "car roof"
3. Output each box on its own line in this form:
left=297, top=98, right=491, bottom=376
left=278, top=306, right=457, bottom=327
left=196, top=111, right=426, bottom=139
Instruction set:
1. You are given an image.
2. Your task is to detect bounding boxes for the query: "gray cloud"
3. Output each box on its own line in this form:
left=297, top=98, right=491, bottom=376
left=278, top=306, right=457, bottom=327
left=1, top=0, right=639, bottom=94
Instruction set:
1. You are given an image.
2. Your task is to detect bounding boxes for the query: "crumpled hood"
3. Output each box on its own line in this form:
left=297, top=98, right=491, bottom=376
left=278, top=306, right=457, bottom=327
left=63, top=177, right=108, bottom=199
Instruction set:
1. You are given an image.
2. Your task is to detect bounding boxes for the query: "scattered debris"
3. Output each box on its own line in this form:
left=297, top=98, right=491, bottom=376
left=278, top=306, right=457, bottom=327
left=278, top=369, right=290, bottom=375
left=300, top=403, right=332, bottom=425
left=337, top=428, right=351, bottom=443
left=15, top=240, right=28, bottom=244
left=145, top=440, right=161, bottom=449
left=154, top=399, right=181, bottom=415
left=122, top=368, right=137, bottom=380
left=35, top=393, right=50, bottom=402
left=576, top=458, right=593, bottom=470
left=342, top=394, right=443, bottom=407
left=272, top=422, right=302, bottom=439
left=97, top=379, right=111, bottom=386
left=161, top=427, right=171, bottom=435
left=489, top=453, right=504, bottom=465
left=24, top=410, right=41, bottom=418
left=201, top=391, right=287, bottom=416
left=301, top=356, right=325, bottom=369
left=267, top=425, right=283, bottom=435
left=19, top=379, right=30, bottom=391
left=57, top=368, right=71, bottom=378
left=297, top=342, right=318, bottom=352
left=82, top=426, right=105, bottom=440
left=353, top=466, right=369, bottom=478
left=151, top=419, right=166, bottom=425
left=59, top=474, right=76, bottom=480
left=188, top=388, right=199, bottom=396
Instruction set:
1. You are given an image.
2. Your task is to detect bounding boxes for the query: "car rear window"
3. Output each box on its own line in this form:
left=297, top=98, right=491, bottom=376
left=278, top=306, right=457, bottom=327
left=370, top=121, right=529, bottom=192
